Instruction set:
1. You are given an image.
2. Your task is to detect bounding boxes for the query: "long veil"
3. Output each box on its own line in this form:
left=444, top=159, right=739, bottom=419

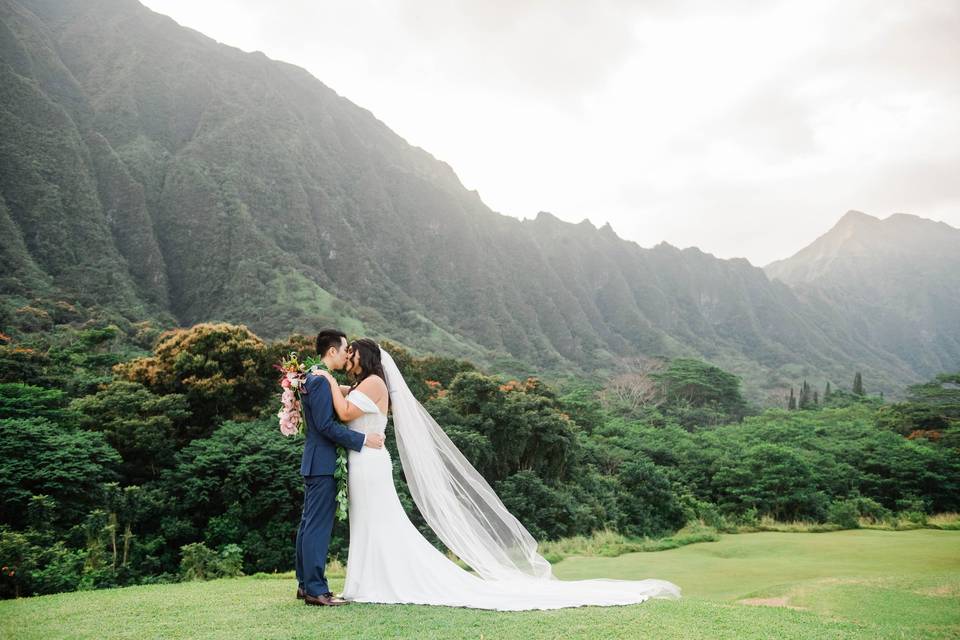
left=379, top=348, right=554, bottom=581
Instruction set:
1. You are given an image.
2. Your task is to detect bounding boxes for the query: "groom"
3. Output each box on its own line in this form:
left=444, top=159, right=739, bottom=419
left=295, top=328, right=384, bottom=606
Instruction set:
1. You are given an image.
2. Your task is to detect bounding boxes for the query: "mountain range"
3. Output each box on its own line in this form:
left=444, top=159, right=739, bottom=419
left=1, top=0, right=957, bottom=403
left=764, top=210, right=960, bottom=381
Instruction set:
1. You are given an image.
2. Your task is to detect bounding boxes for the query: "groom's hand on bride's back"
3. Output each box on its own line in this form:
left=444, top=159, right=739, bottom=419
left=364, top=433, right=385, bottom=448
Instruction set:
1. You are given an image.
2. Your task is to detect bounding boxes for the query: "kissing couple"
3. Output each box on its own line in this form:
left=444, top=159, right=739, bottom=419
left=294, top=328, right=681, bottom=610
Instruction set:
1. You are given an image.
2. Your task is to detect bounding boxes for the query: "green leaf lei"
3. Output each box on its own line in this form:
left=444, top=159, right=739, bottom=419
left=306, top=358, right=350, bottom=522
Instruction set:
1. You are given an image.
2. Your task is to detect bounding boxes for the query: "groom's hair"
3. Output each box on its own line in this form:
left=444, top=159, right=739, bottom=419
left=315, top=328, right=347, bottom=357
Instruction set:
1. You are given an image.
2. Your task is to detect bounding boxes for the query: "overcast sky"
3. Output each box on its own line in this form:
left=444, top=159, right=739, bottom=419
left=141, top=0, right=960, bottom=266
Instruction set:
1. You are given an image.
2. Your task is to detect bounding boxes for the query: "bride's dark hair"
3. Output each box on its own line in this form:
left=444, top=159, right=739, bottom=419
left=349, top=338, right=386, bottom=391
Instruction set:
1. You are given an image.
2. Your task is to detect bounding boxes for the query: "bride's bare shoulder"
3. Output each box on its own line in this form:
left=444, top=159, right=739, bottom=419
left=357, top=374, right=387, bottom=393
left=355, top=375, right=389, bottom=413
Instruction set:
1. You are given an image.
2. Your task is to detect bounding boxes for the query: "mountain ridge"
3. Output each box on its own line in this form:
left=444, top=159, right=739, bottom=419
left=1, top=0, right=957, bottom=403
left=765, top=209, right=960, bottom=280
left=763, top=209, right=960, bottom=378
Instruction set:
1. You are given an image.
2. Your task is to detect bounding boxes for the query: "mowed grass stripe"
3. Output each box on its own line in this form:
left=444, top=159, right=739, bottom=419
left=2, top=529, right=957, bottom=640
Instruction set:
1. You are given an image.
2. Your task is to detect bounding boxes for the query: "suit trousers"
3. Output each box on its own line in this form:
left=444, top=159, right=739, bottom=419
left=295, top=474, right=337, bottom=596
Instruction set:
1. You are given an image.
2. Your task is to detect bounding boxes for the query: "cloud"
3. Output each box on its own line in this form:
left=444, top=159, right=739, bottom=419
left=385, top=0, right=644, bottom=102
left=141, top=0, right=960, bottom=266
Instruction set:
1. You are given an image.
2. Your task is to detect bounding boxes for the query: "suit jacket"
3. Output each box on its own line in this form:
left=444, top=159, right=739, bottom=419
left=300, top=373, right=365, bottom=476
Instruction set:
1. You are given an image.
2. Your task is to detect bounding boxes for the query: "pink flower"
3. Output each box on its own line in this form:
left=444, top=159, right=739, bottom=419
left=276, top=359, right=309, bottom=435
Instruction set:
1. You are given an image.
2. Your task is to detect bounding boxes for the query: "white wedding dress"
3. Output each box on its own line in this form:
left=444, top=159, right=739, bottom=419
left=338, top=370, right=681, bottom=610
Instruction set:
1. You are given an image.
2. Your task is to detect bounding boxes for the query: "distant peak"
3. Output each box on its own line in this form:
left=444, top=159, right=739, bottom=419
left=534, top=211, right=561, bottom=223
left=837, top=210, right=878, bottom=224
left=827, top=210, right=880, bottom=236
left=653, top=240, right=678, bottom=251
left=885, top=212, right=924, bottom=222
left=882, top=212, right=959, bottom=233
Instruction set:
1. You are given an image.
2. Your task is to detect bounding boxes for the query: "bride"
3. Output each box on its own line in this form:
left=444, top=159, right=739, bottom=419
left=313, top=338, right=680, bottom=610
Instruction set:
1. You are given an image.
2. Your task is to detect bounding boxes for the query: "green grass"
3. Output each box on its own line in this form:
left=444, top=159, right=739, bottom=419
left=270, top=270, right=366, bottom=336
left=538, top=522, right=720, bottom=562
left=2, top=529, right=957, bottom=639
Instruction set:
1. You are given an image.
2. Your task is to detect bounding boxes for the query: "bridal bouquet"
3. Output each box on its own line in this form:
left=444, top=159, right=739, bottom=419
left=276, top=353, right=305, bottom=436
left=275, top=351, right=350, bottom=520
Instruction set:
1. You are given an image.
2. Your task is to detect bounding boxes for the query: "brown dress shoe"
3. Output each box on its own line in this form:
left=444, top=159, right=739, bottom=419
left=296, top=586, right=305, bottom=599
left=323, top=591, right=349, bottom=604
left=304, top=592, right=349, bottom=606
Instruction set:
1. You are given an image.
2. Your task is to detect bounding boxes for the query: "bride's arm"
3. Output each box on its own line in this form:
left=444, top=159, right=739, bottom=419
left=315, top=371, right=364, bottom=422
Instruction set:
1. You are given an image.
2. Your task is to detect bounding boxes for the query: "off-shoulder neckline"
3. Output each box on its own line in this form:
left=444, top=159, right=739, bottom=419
left=348, top=388, right=387, bottom=416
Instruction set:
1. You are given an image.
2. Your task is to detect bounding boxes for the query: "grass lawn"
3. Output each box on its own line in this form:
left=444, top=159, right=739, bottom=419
left=2, top=529, right=957, bottom=639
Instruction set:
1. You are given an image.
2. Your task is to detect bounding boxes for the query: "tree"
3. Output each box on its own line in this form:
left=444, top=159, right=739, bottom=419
left=0, top=526, right=84, bottom=598
left=114, top=323, right=274, bottom=432
left=102, top=483, right=144, bottom=568
left=798, top=380, right=813, bottom=410
left=0, top=345, right=50, bottom=385
left=853, top=372, right=865, bottom=396
left=650, top=358, right=747, bottom=424
left=443, top=372, right=577, bottom=483
left=377, top=341, right=475, bottom=404
left=906, top=372, right=960, bottom=410
left=0, top=383, right=77, bottom=424
left=602, top=357, right=668, bottom=415
left=616, top=457, right=686, bottom=538
left=494, top=471, right=574, bottom=540
left=558, top=386, right=606, bottom=434
left=0, top=418, right=120, bottom=529
left=874, top=371, right=960, bottom=446
left=788, top=387, right=796, bottom=410
left=163, top=419, right=305, bottom=573
left=711, top=443, right=828, bottom=521
left=71, top=381, right=190, bottom=481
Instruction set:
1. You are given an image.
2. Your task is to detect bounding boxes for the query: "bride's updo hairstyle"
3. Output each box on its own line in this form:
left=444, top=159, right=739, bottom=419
left=349, top=338, right=386, bottom=390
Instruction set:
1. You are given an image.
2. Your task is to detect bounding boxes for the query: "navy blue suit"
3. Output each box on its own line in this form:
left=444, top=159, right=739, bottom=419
left=295, top=373, right=365, bottom=596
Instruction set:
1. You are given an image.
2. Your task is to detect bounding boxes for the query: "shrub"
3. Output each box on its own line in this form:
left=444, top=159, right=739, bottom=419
left=848, top=496, right=892, bottom=525
left=179, top=542, right=245, bottom=581
left=897, top=497, right=929, bottom=526
left=217, top=544, right=244, bottom=578
left=827, top=499, right=861, bottom=529
left=680, top=495, right=731, bottom=531
left=180, top=542, right=218, bottom=581
left=735, top=507, right=760, bottom=528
